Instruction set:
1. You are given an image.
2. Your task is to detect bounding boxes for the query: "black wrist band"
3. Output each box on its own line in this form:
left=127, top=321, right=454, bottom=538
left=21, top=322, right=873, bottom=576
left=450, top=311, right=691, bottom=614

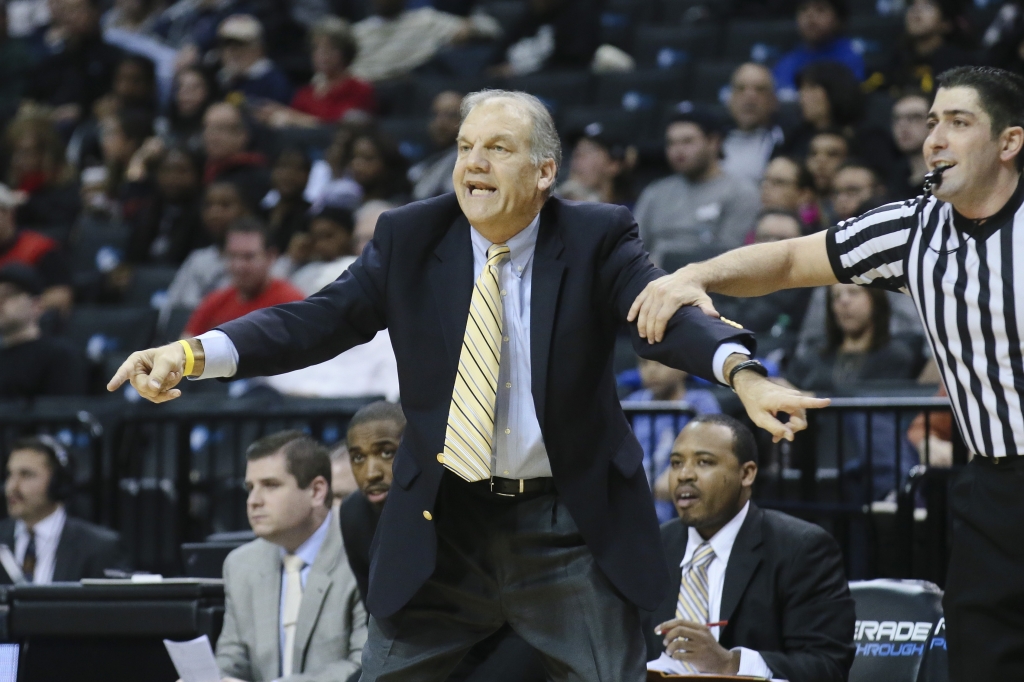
left=728, top=359, right=768, bottom=390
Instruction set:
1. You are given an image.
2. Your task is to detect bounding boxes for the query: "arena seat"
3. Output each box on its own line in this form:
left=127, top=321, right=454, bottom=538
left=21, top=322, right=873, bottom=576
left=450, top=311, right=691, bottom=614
left=596, top=69, right=688, bottom=113
left=690, top=60, right=744, bottom=104
left=124, top=266, right=178, bottom=309
left=66, top=306, right=158, bottom=364
left=504, top=71, right=595, bottom=114
left=632, top=24, right=721, bottom=70
left=724, top=20, right=800, bottom=63
left=849, top=579, right=948, bottom=682
left=377, top=117, right=433, bottom=163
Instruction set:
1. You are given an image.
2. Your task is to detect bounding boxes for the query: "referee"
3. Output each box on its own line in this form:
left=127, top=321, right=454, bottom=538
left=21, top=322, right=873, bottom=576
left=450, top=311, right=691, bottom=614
left=628, top=65, right=1024, bottom=680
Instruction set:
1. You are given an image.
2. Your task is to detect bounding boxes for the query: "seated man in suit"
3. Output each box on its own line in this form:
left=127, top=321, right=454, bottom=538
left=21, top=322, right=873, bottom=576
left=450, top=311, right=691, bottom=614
left=0, top=436, right=126, bottom=583
left=646, top=414, right=855, bottom=682
left=216, top=430, right=366, bottom=682
left=339, top=401, right=545, bottom=682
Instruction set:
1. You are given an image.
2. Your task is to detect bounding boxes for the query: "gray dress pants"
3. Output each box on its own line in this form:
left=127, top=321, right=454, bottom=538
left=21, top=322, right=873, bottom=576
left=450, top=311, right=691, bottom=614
left=359, top=472, right=647, bottom=682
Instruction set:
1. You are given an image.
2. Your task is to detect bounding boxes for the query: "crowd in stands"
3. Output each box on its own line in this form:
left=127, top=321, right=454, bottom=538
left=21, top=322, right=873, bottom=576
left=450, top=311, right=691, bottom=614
left=2, top=0, right=1006, bottom=519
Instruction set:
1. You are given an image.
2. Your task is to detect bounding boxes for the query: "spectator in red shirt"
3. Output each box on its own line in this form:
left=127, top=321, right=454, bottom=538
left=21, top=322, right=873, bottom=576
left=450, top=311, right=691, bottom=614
left=255, top=17, right=375, bottom=129
left=0, top=184, right=73, bottom=316
left=183, top=217, right=304, bottom=336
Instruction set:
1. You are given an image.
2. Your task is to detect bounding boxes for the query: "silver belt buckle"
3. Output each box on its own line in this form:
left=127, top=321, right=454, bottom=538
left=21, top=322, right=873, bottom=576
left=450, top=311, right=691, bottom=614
left=490, top=476, right=517, bottom=497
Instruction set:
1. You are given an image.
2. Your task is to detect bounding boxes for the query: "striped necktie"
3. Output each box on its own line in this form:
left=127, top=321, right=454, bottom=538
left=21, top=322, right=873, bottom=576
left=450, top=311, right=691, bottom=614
left=674, top=541, right=716, bottom=672
left=442, top=243, right=510, bottom=482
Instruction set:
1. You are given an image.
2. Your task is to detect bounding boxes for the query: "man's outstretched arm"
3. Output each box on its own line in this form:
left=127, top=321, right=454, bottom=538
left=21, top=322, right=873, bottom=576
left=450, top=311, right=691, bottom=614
left=629, top=230, right=838, bottom=343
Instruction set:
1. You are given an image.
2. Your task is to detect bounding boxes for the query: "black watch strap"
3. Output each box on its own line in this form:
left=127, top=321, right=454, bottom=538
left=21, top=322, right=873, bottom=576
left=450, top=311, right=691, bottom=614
left=728, top=359, right=768, bottom=390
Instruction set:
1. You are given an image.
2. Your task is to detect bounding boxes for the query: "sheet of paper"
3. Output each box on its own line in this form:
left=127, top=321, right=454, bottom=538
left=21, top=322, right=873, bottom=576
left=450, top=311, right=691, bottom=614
left=646, top=654, right=789, bottom=680
left=163, top=635, right=221, bottom=682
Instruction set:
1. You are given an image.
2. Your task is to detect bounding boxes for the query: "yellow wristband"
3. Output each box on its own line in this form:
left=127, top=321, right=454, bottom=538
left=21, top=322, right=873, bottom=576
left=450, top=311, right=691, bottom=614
left=178, top=339, right=195, bottom=377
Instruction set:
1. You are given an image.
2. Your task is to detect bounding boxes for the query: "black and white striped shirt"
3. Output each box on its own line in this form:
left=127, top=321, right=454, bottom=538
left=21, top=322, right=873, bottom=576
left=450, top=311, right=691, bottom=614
left=826, top=180, right=1024, bottom=458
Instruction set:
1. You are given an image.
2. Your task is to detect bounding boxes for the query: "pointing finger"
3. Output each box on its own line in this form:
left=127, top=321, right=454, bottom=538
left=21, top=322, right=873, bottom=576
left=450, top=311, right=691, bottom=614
left=106, top=355, right=136, bottom=392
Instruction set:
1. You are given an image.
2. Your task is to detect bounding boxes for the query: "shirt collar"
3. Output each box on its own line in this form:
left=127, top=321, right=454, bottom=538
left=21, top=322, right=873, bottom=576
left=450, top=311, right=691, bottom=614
left=952, top=173, right=1024, bottom=237
left=469, top=213, right=541, bottom=279
left=280, top=510, right=332, bottom=569
left=16, top=505, right=66, bottom=541
left=682, top=500, right=750, bottom=568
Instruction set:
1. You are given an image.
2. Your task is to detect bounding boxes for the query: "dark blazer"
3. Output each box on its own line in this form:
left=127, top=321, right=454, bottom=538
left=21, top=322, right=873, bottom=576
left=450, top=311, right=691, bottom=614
left=0, top=515, right=127, bottom=583
left=645, top=503, right=856, bottom=682
left=219, top=194, right=754, bottom=618
left=339, top=491, right=546, bottom=682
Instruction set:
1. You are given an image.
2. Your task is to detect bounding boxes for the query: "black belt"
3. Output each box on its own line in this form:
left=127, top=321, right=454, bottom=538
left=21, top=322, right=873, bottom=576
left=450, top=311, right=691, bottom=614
left=979, top=453, right=1024, bottom=467
left=473, top=476, right=556, bottom=497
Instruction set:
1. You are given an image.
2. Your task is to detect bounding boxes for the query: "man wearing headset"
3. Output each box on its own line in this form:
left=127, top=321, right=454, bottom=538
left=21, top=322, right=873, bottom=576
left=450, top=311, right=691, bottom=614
left=0, top=437, right=127, bottom=583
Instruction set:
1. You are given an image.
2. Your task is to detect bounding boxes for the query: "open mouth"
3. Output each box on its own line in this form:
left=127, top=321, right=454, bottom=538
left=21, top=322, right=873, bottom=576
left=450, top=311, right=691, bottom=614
left=364, top=486, right=390, bottom=503
left=466, top=180, right=497, bottom=197
left=931, top=161, right=956, bottom=172
left=675, top=489, right=700, bottom=509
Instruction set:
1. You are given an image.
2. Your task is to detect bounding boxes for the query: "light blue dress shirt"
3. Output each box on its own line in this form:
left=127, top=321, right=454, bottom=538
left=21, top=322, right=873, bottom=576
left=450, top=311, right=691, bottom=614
left=277, top=510, right=332, bottom=674
left=469, top=214, right=551, bottom=479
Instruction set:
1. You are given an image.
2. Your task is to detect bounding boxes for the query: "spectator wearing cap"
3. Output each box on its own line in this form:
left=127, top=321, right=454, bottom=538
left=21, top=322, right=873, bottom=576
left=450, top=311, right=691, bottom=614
left=23, top=0, right=124, bottom=126
left=634, top=110, right=761, bottom=263
left=215, top=14, right=291, bottom=105
left=0, top=183, right=73, bottom=316
left=556, top=121, right=636, bottom=206
left=772, top=0, right=864, bottom=100
left=183, top=217, right=303, bottom=337
left=0, top=264, right=87, bottom=399
left=201, top=101, right=271, bottom=203
left=256, top=17, right=375, bottom=128
left=151, top=0, right=245, bottom=58
left=349, top=0, right=501, bottom=82
left=722, top=64, right=784, bottom=186
left=408, top=90, right=461, bottom=201
left=288, top=206, right=357, bottom=297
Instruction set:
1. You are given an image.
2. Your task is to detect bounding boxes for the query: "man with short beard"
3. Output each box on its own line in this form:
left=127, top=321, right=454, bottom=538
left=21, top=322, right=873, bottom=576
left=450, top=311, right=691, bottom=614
left=634, top=109, right=761, bottom=264
left=645, top=415, right=854, bottom=681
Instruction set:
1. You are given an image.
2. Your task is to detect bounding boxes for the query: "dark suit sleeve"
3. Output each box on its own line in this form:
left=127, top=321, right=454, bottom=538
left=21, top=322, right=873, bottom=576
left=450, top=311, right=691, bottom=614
left=217, top=212, right=393, bottom=378
left=599, top=205, right=755, bottom=384
left=759, top=528, right=856, bottom=682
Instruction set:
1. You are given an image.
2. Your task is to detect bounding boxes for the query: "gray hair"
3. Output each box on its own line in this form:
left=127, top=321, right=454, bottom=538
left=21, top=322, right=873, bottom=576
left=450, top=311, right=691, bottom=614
left=460, top=90, right=562, bottom=172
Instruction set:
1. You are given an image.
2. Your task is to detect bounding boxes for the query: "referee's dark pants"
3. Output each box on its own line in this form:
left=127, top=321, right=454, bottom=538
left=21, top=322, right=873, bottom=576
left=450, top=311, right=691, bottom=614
left=945, top=455, right=1024, bottom=680
left=358, top=471, right=648, bottom=682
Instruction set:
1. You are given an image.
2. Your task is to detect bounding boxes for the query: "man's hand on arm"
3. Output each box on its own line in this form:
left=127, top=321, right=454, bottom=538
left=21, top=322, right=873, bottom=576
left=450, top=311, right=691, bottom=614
left=724, top=353, right=831, bottom=444
left=105, top=339, right=206, bottom=403
left=627, top=265, right=720, bottom=344
left=655, top=619, right=740, bottom=675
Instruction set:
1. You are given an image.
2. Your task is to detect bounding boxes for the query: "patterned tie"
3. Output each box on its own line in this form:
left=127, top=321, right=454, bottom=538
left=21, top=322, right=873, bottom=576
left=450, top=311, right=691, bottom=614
left=674, top=542, right=716, bottom=672
left=442, top=243, right=510, bottom=482
left=281, top=554, right=305, bottom=677
left=22, top=530, right=36, bottom=583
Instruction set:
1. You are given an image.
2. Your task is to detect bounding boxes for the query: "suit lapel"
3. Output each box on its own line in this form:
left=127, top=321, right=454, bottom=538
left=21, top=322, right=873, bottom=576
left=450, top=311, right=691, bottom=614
left=255, top=546, right=283, bottom=678
left=52, top=520, right=76, bottom=583
left=529, top=203, right=566, bottom=429
left=291, top=524, right=341, bottom=672
left=719, top=504, right=764, bottom=626
left=428, top=215, right=474, bottom=374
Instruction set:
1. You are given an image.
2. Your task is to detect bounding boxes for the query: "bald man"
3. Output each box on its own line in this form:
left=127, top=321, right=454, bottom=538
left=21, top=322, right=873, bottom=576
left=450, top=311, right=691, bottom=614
left=723, top=63, right=784, bottom=185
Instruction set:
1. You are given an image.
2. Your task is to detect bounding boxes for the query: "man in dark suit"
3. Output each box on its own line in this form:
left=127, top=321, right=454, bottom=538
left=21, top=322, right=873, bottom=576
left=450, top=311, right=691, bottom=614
left=340, top=400, right=546, bottom=682
left=0, top=437, right=126, bottom=583
left=109, top=90, right=825, bottom=680
left=646, top=414, right=855, bottom=682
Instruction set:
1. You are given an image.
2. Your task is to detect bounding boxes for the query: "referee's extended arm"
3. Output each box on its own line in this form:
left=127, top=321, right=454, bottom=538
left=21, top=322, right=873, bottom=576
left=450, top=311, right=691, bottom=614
left=628, top=230, right=838, bottom=344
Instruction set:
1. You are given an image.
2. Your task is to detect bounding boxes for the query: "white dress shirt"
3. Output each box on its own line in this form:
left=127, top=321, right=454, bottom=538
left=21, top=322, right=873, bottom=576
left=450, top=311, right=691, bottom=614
left=14, top=505, right=66, bottom=585
left=649, top=501, right=774, bottom=679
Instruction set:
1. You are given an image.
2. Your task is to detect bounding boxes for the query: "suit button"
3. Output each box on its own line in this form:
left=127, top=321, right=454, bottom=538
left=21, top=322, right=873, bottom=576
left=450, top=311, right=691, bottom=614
left=436, top=453, right=445, bottom=464
left=423, top=511, right=433, bottom=521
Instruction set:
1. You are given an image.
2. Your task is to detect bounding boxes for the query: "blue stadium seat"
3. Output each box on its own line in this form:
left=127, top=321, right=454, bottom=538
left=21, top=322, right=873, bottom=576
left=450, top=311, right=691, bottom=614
left=66, top=306, right=158, bottom=364
left=724, top=20, right=800, bottom=64
left=689, top=60, right=744, bottom=104
left=124, top=266, right=178, bottom=309
left=596, top=69, right=688, bottom=114
left=632, top=24, right=721, bottom=70
left=504, top=71, right=595, bottom=115
left=377, top=117, right=433, bottom=163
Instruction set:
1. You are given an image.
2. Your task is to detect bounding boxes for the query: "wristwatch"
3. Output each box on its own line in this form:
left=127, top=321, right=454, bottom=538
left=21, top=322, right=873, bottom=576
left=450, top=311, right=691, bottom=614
left=727, top=359, right=768, bottom=391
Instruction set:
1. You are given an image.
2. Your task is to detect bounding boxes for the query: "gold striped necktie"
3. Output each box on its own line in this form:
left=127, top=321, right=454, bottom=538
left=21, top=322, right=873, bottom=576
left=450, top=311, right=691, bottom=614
left=674, top=541, right=715, bottom=672
left=442, top=243, right=510, bottom=482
